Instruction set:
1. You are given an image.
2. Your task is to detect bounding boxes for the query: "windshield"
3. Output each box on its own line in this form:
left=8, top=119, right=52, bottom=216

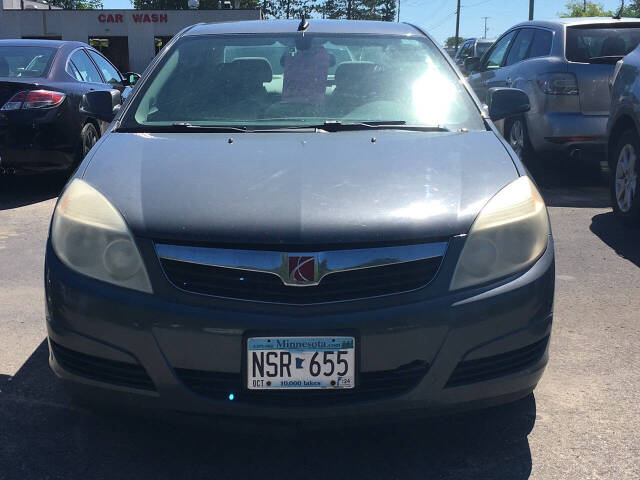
left=0, top=46, right=56, bottom=78
left=122, top=33, right=483, bottom=131
left=566, top=25, right=640, bottom=62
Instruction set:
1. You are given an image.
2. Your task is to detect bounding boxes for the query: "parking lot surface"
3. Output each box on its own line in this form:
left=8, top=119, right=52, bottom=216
left=0, top=157, right=639, bottom=480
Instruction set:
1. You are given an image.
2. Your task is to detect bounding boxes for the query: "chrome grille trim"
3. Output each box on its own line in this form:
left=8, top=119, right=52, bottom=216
left=155, top=242, right=448, bottom=287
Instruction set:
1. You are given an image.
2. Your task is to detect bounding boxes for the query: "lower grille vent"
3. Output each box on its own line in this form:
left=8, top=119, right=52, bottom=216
left=50, top=340, right=155, bottom=391
left=446, top=336, right=549, bottom=388
left=176, top=360, right=429, bottom=406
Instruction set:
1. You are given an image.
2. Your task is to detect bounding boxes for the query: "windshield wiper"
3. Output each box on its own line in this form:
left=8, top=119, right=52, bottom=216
left=588, top=55, right=625, bottom=64
left=312, top=121, right=450, bottom=132
left=116, top=123, right=249, bottom=133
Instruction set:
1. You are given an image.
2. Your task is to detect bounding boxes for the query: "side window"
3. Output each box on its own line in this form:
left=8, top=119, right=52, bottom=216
left=529, top=29, right=553, bottom=58
left=506, top=28, right=536, bottom=66
left=66, top=61, right=84, bottom=81
left=70, top=49, right=102, bottom=83
left=88, top=50, right=122, bottom=84
left=483, top=31, right=517, bottom=70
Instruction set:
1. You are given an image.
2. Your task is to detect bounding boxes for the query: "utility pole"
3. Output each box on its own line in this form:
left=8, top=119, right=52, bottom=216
left=583, top=0, right=586, bottom=12
left=482, top=16, right=490, bottom=38
left=397, top=0, right=400, bottom=22
left=529, top=0, right=534, bottom=20
left=347, top=0, right=352, bottom=19
left=455, top=0, right=461, bottom=51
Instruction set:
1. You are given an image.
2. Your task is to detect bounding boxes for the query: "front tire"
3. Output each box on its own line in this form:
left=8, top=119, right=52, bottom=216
left=610, top=129, right=640, bottom=226
left=504, top=116, right=531, bottom=159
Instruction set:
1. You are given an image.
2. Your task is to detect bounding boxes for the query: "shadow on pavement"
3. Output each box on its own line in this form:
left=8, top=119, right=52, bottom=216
left=590, top=212, right=640, bottom=269
left=0, top=340, right=536, bottom=480
left=524, top=154, right=610, bottom=208
left=0, top=173, right=67, bottom=210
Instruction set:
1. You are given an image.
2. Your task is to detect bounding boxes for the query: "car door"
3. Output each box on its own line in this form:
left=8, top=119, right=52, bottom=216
left=502, top=28, right=537, bottom=87
left=468, top=30, right=517, bottom=103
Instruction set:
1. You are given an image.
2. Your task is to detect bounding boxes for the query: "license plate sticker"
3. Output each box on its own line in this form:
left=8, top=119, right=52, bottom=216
left=247, top=336, right=355, bottom=390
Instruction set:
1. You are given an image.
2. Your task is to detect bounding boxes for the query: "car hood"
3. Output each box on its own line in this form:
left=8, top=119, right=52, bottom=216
left=82, top=130, right=518, bottom=246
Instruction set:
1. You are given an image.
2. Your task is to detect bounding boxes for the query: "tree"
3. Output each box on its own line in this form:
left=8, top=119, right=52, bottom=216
left=49, top=0, right=102, bottom=8
left=445, top=36, right=465, bottom=48
left=559, top=0, right=612, bottom=17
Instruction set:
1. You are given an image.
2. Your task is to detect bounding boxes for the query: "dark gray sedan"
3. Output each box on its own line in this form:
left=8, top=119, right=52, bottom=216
left=45, top=19, right=554, bottom=419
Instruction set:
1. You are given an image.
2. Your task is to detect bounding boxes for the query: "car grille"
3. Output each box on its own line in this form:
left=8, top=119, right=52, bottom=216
left=50, top=340, right=155, bottom=391
left=445, top=336, right=549, bottom=388
left=175, top=360, right=429, bottom=406
left=160, top=257, right=442, bottom=303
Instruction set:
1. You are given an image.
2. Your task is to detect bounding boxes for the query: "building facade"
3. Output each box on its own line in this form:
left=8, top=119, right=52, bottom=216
left=0, top=1, right=262, bottom=73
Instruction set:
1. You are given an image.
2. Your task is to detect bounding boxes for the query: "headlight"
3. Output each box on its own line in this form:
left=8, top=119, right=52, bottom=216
left=51, top=179, right=153, bottom=293
left=450, top=176, right=550, bottom=291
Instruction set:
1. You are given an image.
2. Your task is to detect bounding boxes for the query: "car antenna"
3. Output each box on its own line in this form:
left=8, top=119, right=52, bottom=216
left=298, top=13, right=309, bottom=32
left=613, top=1, right=624, bottom=19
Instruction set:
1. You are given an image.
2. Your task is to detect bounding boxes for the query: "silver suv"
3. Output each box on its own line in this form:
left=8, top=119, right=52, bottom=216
left=466, top=18, right=640, bottom=159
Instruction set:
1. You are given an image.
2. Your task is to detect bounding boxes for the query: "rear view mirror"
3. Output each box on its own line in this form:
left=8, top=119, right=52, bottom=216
left=486, top=87, right=530, bottom=122
left=464, top=57, right=481, bottom=73
left=81, top=89, right=122, bottom=123
left=123, top=72, right=141, bottom=87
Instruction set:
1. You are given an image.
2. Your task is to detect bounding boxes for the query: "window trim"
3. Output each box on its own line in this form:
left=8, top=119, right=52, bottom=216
left=505, top=28, right=537, bottom=67
left=86, top=47, right=124, bottom=85
left=481, top=29, right=518, bottom=71
left=65, top=47, right=103, bottom=84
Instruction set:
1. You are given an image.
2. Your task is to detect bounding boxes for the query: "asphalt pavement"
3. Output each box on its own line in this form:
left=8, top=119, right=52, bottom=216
left=0, top=156, right=638, bottom=480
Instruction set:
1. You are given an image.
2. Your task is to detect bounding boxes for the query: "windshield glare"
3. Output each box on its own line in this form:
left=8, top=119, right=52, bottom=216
left=0, top=46, right=56, bottom=78
left=125, top=34, right=483, bottom=130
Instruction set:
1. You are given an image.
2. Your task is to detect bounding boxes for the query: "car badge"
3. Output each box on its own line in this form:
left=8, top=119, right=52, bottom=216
left=287, top=255, right=316, bottom=285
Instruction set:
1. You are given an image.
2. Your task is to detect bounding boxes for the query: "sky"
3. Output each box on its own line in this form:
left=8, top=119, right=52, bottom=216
left=101, top=0, right=626, bottom=44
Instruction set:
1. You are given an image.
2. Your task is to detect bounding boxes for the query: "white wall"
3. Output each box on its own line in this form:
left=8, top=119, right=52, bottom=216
left=0, top=8, right=262, bottom=72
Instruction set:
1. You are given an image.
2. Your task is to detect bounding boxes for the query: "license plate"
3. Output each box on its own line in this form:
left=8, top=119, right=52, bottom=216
left=247, top=336, right=355, bottom=390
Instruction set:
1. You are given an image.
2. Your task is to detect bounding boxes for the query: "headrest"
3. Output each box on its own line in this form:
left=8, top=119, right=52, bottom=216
left=601, top=36, right=626, bottom=57
left=280, top=51, right=336, bottom=68
left=334, top=61, right=377, bottom=87
left=0, top=57, right=9, bottom=77
left=226, top=57, right=273, bottom=83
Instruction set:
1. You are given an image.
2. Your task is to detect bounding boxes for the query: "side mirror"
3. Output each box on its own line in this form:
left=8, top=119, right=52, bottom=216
left=486, top=87, right=530, bottom=122
left=81, top=89, right=122, bottom=123
left=123, top=72, right=141, bottom=86
left=464, top=57, right=481, bottom=73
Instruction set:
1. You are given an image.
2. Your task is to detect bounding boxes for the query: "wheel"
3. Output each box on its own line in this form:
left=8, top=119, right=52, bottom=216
left=79, top=122, right=99, bottom=161
left=610, top=129, right=640, bottom=226
left=504, top=116, right=531, bottom=159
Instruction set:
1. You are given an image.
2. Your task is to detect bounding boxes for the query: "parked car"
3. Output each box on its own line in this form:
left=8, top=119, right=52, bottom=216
left=45, top=19, right=554, bottom=419
left=465, top=18, right=640, bottom=159
left=444, top=46, right=457, bottom=58
left=454, top=38, right=495, bottom=74
left=607, top=46, right=640, bottom=225
left=0, top=39, right=139, bottom=175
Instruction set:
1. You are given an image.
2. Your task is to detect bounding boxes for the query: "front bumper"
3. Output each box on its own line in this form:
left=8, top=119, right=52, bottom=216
left=45, top=236, right=555, bottom=420
left=526, top=111, right=607, bottom=154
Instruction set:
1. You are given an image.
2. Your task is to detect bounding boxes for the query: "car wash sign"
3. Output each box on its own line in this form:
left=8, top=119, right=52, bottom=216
left=98, top=12, right=169, bottom=24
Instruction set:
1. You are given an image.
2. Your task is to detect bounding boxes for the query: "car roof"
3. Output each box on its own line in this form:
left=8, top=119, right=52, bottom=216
left=511, top=16, right=640, bottom=30
left=185, top=19, right=423, bottom=37
left=0, top=39, right=88, bottom=49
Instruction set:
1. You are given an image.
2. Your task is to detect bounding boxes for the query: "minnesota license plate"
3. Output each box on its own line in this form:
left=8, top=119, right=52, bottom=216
left=247, top=336, right=355, bottom=390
